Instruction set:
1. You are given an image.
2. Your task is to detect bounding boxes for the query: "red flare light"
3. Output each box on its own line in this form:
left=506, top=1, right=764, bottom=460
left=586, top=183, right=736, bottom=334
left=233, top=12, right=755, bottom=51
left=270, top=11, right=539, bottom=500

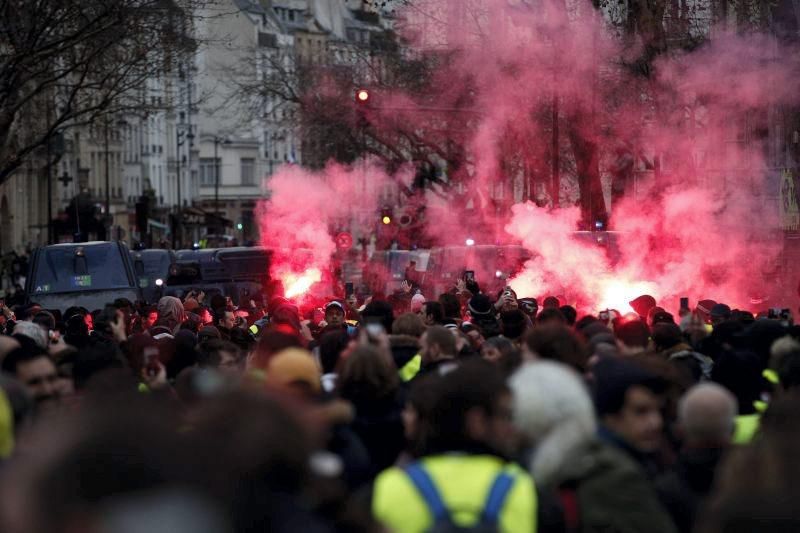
left=284, top=268, right=322, bottom=299
left=356, top=89, right=370, bottom=103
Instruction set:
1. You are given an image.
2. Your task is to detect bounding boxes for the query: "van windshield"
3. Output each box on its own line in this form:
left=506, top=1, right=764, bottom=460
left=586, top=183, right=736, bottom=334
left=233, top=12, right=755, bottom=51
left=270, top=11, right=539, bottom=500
left=31, top=245, right=132, bottom=295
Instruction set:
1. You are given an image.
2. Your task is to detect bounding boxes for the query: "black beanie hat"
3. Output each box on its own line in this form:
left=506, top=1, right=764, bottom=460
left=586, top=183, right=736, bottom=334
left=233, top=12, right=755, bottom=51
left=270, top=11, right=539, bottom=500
left=468, top=294, right=494, bottom=318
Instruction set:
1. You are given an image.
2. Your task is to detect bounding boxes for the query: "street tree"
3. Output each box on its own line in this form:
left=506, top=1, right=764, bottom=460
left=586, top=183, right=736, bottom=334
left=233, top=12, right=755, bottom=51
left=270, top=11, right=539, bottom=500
left=0, top=0, right=201, bottom=186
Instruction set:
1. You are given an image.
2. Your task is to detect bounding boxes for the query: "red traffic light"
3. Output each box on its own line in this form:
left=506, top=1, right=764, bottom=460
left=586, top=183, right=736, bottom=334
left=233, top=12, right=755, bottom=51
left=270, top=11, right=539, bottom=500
left=356, top=89, right=370, bottom=103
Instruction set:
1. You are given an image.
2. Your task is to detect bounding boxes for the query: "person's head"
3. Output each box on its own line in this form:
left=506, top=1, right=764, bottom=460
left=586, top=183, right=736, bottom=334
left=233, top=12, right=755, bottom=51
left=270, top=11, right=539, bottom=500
left=214, top=307, right=235, bottom=331
left=710, top=303, right=733, bottom=326
left=481, top=335, right=514, bottom=363
left=542, top=296, right=560, bottom=310
left=361, top=299, right=394, bottom=332
left=410, top=293, right=426, bottom=314
left=324, top=301, right=345, bottom=328
left=438, top=293, right=461, bottom=320
left=338, top=345, right=399, bottom=404
left=420, top=325, right=457, bottom=364
left=559, top=305, right=577, bottom=327
left=318, top=330, right=350, bottom=375
left=32, top=311, right=56, bottom=333
left=614, top=319, right=650, bottom=355
left=12, top=321, right=48, bottom=351
left=421, top=301, right=444, bottom=326
left=141, top=306, right=159, bottom=329
left=678, top=383, right=737, bottom=448
left=156, top=296, right=186, bottom=328
left=196, top=339, right=242, bottom=375
left=536, top=307, right=566, bottom=326
left=594, top=357, right=666, bottom=453
left=629, top=294, right=657, bottom=318
left=461, top=322, right=485, bottom=351
left=264, top=348, right=321, bottom=398
left=499, top=309, right=528, bottom=341
left=2, top=349, right=60, bottom=408
left=345, top=293, right=358, bottom=310
left=510, top=361, right=596, bottom=487
left=711, top=350, right=764, bottom=415
left=251, top=327, right=304, bottom=370
left=651, top=322, right=684, bottom=353
left=496, top=287, right=518, bottom=313
left=423, top=359, right=516, bottom=457
left=197, top=307, right=213, bottom=326
left=392, top=312, right=426, bottom=338
left=523, top=324, right=588, bottom=372
left=518, top=298, right=538, bottom=320
left=467, top=294, right=494, bottom=321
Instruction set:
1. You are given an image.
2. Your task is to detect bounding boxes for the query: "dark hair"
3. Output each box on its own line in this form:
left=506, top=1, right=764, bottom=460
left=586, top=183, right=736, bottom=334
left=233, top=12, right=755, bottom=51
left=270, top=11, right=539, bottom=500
left=338, top=345, right=399, bottom=405
left=392, top=312, right=426, bottom=338
left=209, top=293, right=227, bottom=312
left=1, top=346, right=50, bottom=375
left=438, top=293, right=461, bottom=320
left=113, top=298, right=133, bottom=310
left=33, top=310, right=56, bottom=332
left=615, top=319, right=650, bottom=349
left=424, top=359, right=509, bottom=455
left=778, top=347, right=800, bottom=391
left=319, top=330, right=350, bottom=374
left=196, top=339, right=240, bottom=369
left=425, top=325, right=457, bottom=357
left=500, top=309, right=528, bottom=340
left=559, top=305, right=577, bottom=327
left=423, top=302, right=445, bottom=325
left=537, top=308, right=566, bottom=325
left=525, top=324, right=588, bottom=371
left=575, top=315, right=599, bottom=332
left=652, top=323, right=683, bottom=352
left=213, top=307, right=232, bottom=326
left=594, top=357, right=667, bottom=416
left=362, top=300, right=394, bottom=332
left=251, top=327, right=303, bottom=370
left=72, top=339, right=127, bottom=391
left=93, top=305, right=119, bottom=338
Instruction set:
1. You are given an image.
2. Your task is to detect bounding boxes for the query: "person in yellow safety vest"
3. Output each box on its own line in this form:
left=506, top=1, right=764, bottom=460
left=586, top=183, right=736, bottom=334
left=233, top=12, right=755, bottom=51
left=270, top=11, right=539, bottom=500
left=372, top=359, right=540, bottom=533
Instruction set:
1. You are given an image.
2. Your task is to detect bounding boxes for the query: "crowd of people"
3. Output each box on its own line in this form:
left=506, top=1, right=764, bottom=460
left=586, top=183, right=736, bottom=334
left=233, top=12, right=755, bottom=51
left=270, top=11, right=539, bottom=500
left=0, top=276, right=798, bottom=532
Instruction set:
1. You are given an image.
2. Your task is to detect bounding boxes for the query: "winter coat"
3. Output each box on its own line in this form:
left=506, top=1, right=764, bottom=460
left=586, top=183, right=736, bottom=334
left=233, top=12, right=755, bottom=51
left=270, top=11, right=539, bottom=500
left=655, top=447, right=725, bottom=533
left=389, top=335, right=420, bottom=370
left=348, top=389, right=407, bottom=478
left=560, top=440, right=678, bottom=533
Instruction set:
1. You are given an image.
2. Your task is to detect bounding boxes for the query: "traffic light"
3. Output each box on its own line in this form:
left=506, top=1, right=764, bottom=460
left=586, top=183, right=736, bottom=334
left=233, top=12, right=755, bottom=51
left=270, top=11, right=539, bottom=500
left=380, top=205, right=392, bottom=225
left=355, top=88, right=370, bottom=104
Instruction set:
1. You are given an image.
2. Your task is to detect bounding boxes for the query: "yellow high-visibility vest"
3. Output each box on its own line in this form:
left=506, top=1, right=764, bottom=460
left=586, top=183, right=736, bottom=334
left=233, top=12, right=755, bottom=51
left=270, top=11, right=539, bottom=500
left=372, top=454, right=537, bottom=533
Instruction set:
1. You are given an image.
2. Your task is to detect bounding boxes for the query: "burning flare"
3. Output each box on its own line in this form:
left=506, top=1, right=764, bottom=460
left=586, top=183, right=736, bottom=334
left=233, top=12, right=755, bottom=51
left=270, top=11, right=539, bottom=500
left=283, top=268, right=322, bottom=299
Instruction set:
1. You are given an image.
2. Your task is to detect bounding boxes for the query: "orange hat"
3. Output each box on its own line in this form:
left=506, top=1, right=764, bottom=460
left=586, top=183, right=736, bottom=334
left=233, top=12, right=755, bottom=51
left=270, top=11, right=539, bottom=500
left=265, top=348, right=321, bottom=394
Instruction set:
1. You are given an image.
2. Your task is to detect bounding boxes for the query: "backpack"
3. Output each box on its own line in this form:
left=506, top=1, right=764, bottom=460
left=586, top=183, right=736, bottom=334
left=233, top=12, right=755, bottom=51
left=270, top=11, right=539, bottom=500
left=404, top=462, right=516, bottom=533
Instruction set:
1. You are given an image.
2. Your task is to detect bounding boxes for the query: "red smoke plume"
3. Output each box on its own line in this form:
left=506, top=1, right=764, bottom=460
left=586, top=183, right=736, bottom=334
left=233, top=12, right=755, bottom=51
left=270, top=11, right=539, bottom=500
left=257, top=0, right=800, bottom=313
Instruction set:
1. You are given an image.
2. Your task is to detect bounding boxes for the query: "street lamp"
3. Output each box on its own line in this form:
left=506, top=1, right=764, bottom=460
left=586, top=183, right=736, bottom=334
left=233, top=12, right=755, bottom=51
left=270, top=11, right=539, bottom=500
left=174, top=127, right=195, bottom=247
left=104, top=117, right=127, bottom=240
left=213, top=136, right=231, bottom=232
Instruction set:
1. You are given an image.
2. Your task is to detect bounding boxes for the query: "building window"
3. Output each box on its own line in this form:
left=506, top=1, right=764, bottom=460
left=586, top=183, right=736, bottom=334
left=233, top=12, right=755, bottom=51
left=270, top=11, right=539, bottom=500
left=199, top=158, right=219, bottom=186
left=240, top=158, right=255, bottom=186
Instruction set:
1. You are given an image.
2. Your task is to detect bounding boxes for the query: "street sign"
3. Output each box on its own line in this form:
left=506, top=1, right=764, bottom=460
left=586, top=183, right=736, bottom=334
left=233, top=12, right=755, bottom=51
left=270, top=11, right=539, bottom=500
left=336, top=232, right=353, bottom=250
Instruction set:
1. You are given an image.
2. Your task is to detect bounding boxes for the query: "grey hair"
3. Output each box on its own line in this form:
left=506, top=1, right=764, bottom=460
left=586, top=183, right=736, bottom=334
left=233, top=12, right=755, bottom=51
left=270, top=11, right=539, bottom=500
left=12, top=321, right=48, bottom=350
left=509, top=360, right=596, bottom=488
left=678, top=383, right=738, bottom=445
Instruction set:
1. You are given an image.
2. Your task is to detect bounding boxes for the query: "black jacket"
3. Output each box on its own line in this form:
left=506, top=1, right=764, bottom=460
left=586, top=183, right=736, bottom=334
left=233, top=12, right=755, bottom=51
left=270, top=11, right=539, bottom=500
left=655, top=447, right=726, bottom=533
